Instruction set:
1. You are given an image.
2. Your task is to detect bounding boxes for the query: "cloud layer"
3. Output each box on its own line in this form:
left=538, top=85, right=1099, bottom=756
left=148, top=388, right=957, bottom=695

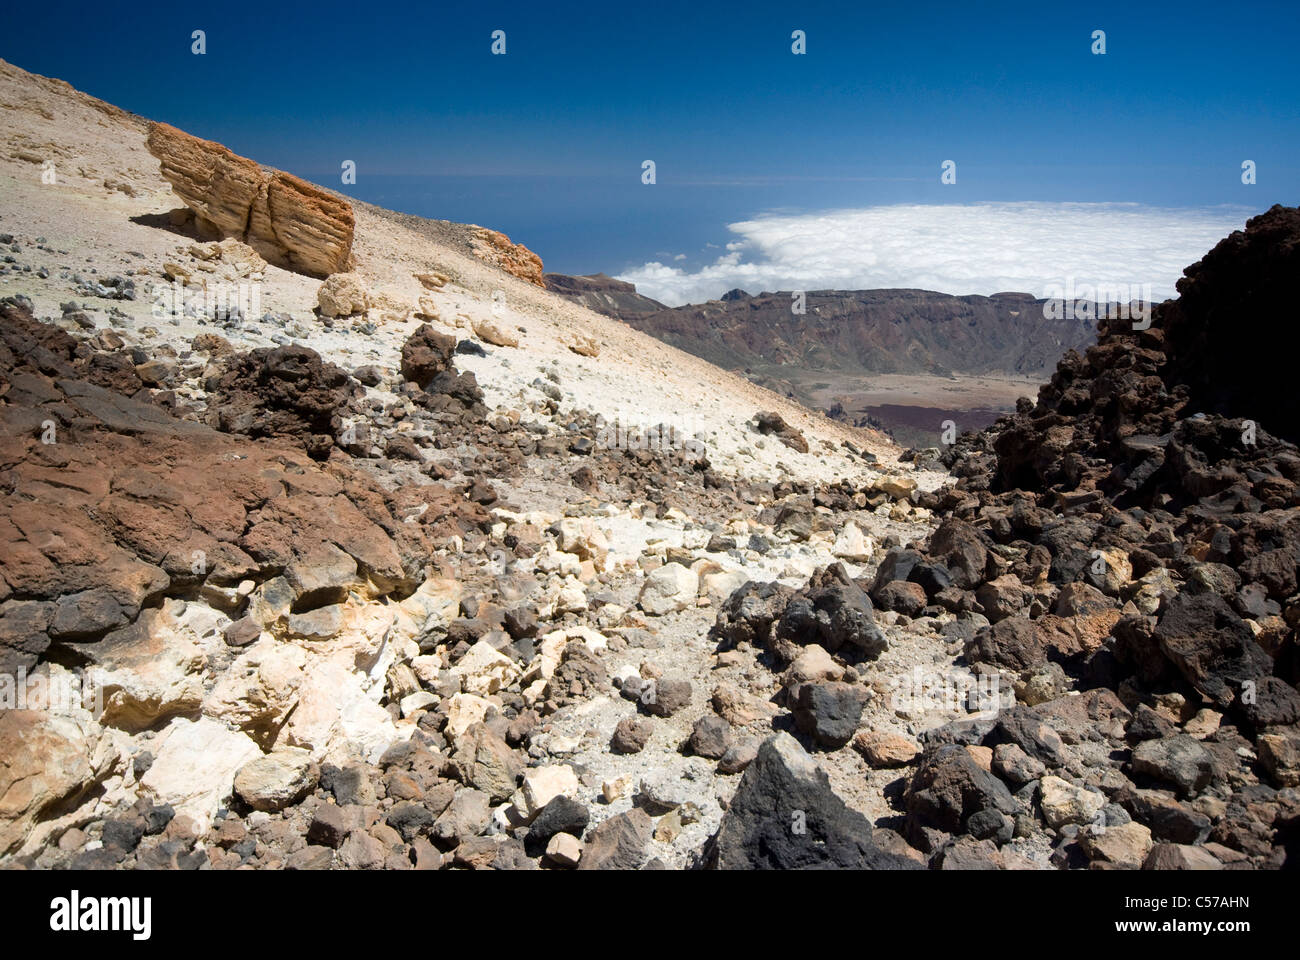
left=617, top=202, right=1253, bottom=307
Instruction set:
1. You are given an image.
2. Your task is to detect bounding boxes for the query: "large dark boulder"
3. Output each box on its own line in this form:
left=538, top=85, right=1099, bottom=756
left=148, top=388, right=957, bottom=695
left=1153, top=592, right=1271, bottom=710
left=399, top=323, right=456, bottom=388
left=706, top=733, right=920, bottom=869
left=904, top=744, right=1018, bottom=852
left=710, top=580, right=794, bottom=650
left=207, top=344, right=359, bottom=459
left=773, top=563, right=887, bottom=663
left=1162, top=204, right=1300, bottom=444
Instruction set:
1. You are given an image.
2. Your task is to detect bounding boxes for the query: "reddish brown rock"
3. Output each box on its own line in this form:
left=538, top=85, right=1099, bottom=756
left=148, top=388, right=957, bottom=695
left=470, top=227, right=545, bottom=287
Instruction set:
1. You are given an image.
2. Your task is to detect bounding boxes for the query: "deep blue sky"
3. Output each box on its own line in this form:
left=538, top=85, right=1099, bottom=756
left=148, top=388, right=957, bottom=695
left=3, top=0, right=1297, bottom=278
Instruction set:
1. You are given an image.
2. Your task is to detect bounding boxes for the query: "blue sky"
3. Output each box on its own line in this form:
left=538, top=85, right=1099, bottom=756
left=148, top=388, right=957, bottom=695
left=3, top=0, right=1296, bottom=299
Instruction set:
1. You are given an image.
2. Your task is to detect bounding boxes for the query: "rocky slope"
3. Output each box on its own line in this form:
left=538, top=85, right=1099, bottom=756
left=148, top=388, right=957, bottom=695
left=1, top=55, right=1295, bottom=872
left=0, top=57, right=947, bottom=870
left=888, top=204, right=1300, bottom=868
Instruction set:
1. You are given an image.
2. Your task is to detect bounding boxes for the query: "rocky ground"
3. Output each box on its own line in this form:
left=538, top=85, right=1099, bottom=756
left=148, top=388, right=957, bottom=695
left=1, top=57, right=1296, bottom=872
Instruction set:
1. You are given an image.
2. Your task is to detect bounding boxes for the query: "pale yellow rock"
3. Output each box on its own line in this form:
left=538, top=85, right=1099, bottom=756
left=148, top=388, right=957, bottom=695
left=601, top=775, right=633, bottom=803
left=444, top=693, right=493, bottom=740
left=415, top=295, right=440, bottom=320
left=147, top=120, right=354, bottom=275
left=472, top=318, right=519, bottom=347
left=87, top=602, right=206, bottom=732
left=1081, top=821, right=1153, bottom=868
left=545, top=832, right=582, bottom=866
left=1039, top=775, right=1105, bottom=829
left=639, top=562, right=698, bottom=615
left=1089, top=546, right=1133, bottom=595
left=233, top=746, right=317, bottom=812
left=203, top=640, right=306, bottom=742
left=654, top=808, right=683, bottom=842
left=414, top=271, right=447, bottom=290
left=140, top=717, right=261, bottom=834
left=279, top=656, right=405, bottom=763
left=535, top=543, right=582, bottom=578
left=555, top=583, right=588, bottom=614
left=786, top=644, right=844, bottom=684
left=520, top=764, right=581, bottom=820
left=555, top=517, right=609, bottom=565
left=831, top=522, right=874, bottom=562
left=569, top=335, right=600, bottom=357
left=1184, top=708, right=1222, bottom=740
left=0, top=707, right=118, bottom=856
left=451, top=640, right=521, bottom=696
left=317, top=272, right=370, bottom=317
left=393, top=578, right=461, bottom=643
left=411, top=654, right=444, bottom=690
left=965, top=745, right=994, bottom=771
left=711, top=682, right=780, bottom=726
left=852, top=729, right=920, bottom=768
left=877, top=475, right=917, bottom=500
left=701, top=568, right=749, bottom=604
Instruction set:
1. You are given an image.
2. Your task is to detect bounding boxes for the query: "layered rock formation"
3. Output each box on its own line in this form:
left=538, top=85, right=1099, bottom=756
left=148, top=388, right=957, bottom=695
left=470, top=227, right=545, bottom=288
left=145, top=122, right=354, bottom=277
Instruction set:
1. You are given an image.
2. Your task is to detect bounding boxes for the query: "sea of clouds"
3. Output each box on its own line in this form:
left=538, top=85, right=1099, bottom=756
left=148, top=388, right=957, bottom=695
left=617, top=202, right=1254, bottom=307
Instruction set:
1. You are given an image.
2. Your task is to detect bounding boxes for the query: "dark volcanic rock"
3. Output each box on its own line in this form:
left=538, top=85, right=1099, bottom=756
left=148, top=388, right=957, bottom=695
left=904, top=744, right=1017, bottom=851
left=610, top=716, right=652, bottom=754
left=706, top=732, right=920, bottom=869
left=772, top=563, right=888, bottom=663
left=754, top=411, right=809, bottom=453
left=577, top=809, right=652, bottom=870
left=687, top=714, right=732, bottom=759
left=1130, top=735, right=1216, bottom=798
left=1161, top=204, right=1300, bottom=444
left=710, top=580, right=794, bottom=650
left=207, top=344, right=360, bottom=460
left=399, top=323, right=456, bottom=388
left=527, top=795, right=590, bottom=845
left=1153, top=592, right=1271, bottom=710
left=789, top=681, right=868, bottom=750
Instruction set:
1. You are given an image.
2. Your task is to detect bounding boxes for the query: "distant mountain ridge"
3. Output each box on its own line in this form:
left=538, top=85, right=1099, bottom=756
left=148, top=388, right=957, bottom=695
left=545, top=275, right=1100, bottom=378
left=543, top=272, right=667, bottom=319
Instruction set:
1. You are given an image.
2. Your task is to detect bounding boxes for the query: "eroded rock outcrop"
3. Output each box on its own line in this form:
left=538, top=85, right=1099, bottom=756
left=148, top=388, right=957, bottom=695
left=470, top=227, right=545, bottom=288
left=146, top=121, right=354, bottom=277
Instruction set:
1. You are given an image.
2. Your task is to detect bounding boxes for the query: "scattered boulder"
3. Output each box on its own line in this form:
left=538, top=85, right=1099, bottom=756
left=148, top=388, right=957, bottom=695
left=706, top=732, right=918, bottom=869
left=772, top=563, right=888, bottom=663
left=577, top=809, right=652, bottom=870
left=233, top=747, right=319, bottom=812
left=639, top=563, right=699, bottom=615
left=754, top=411, right=808, bottom=453
left=789, top=681, right=868, bottom=749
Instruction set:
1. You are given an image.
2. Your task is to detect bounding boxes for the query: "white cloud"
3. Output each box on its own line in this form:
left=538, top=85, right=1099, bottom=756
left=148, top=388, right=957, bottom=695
left=616, top=202, right=1253, bottom=307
